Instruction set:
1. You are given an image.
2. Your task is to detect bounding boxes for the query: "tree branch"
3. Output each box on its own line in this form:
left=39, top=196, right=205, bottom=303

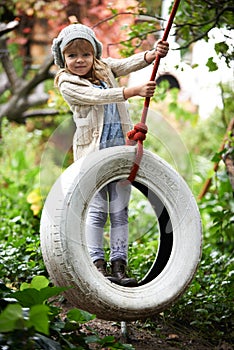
left=0, top=56, right=55, bottom=123
left=92, top=11, right=163, bottom=29
left=22, top=108, right=59, bottom=120
left=0, top=37, right=23, bottom=93
left=19, top=56, right=54, bottom=97
left=175, top=5, right=234, bottom=49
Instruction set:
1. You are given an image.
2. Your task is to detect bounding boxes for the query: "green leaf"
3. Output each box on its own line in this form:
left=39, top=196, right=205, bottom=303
left=12, top=286, right=68, bottom=307
left=12, top=288, right=41, bottom=307
left=67, top=308, right=96, bottom=323
left=85, top=334, right=101, bottom=344
left=211, top=153, right=222, bottom=162
left=20, top=282, right=31, bottom=291
left=11, top=149, right=28, bottom=171
left=28, top=304, right=50, bottom=335
left=110, top=8, right=118, bottom=15
left=96, top=335, right=135, bottom=349
left=0, top=304, right=23, bottom=332
left=30, top=275, right=50, bottom=290
left=37, top=286, right=68, bottom=303
left=196, top=308, right=209, bottom=315
left=206, top=57, right=218, bottom=72
left=20, top=276, right=49, bottom=291
left=97, top=335, right=116, bottom=345
left=214, top=41, right=229, bottom=55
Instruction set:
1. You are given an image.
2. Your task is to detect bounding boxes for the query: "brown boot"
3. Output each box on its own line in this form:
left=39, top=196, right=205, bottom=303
left=94, top=259, right=109, bottom=277
left=108, top=259, right=138, bottom=287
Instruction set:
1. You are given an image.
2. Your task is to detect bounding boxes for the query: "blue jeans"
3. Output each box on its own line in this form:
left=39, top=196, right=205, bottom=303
left=86, top=180, right=131, bottom=263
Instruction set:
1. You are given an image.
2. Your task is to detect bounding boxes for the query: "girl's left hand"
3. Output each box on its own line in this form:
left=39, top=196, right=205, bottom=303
left=144, top=41, right=169, bottom=63
left=155, top=40, right=169, bottom=57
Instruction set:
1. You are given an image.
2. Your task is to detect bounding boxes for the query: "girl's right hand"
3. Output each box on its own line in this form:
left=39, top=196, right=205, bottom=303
left=136, top=81, right=157, bottom=97
left=123, top=81, right=156, bottom=99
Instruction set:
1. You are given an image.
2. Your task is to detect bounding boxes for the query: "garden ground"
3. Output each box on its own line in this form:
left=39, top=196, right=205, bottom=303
left=62, top=301, right=233, bottom=350
left=82, top=318, right=233, bottom=350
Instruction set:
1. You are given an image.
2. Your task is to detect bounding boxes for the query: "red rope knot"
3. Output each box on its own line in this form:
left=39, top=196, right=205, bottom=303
left=126, top=122, right=148, bottom=145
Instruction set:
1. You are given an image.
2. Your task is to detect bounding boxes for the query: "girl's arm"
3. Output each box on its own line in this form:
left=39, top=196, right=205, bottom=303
left=105, top=40, right=169, bottom=77
left=60, top=80, right=126, bottom=106
left=61, top=80, right=156, bottom=106
left=60, top=81, right=156, bottom=106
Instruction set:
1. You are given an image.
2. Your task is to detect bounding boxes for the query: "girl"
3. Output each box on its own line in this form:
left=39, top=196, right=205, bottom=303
left=52, top=23, right=169, bottom=287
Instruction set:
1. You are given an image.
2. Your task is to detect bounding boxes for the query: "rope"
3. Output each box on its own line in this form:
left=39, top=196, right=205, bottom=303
left=126, top=0, right=181, bottom=183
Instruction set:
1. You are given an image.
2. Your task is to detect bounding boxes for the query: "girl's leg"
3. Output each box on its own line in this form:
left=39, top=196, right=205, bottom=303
left=108, top=181, right=137, bottom=286
left=108, top=181, right=131, bottom=262
left=86, top=186, right=108, bottom=262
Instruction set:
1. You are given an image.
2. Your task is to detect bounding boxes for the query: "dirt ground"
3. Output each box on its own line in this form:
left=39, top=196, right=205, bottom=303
left=59, top=300, right=232, bottom=350
left=82, top=317, right=233, bottom=350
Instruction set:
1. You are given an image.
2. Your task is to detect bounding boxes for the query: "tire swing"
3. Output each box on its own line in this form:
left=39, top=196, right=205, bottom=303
left=40, top=0, right=202, bottom=321
left=40, top=146, right=202, bottom=321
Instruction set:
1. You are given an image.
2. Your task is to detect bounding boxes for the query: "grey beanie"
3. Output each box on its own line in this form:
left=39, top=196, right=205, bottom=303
left=51, top=23, right=103, bottom=68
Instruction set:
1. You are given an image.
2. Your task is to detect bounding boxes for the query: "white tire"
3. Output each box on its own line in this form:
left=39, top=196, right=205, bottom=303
left=40, top=146, right=202, bottom=321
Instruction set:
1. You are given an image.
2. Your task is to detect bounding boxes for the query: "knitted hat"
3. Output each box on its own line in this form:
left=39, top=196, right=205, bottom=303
left=51, top=23, right=103, bottom=68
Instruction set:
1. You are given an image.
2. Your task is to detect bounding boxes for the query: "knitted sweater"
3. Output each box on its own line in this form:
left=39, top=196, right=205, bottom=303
left=57, top=51, right=150, bottom=160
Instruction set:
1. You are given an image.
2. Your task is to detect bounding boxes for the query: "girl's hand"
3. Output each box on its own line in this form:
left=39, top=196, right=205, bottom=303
left=155, top=40, right=169, bottom=58
left=136, top=81, right=156, bottom=97
left=144, top=40, right=169, bottom=63
left=123, top=81, right=156, bottom=99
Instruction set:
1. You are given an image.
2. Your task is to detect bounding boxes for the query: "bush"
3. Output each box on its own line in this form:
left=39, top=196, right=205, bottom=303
left=164, top=167, right=234, bottom=344
left=0, top=276, right=134, bottom=349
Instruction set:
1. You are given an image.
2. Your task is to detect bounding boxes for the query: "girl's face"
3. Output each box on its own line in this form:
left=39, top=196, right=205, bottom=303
left=64, top=39, right=94, bottom=77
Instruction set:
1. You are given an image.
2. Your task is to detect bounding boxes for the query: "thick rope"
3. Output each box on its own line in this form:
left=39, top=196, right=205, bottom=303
left=126, top=122, right=148, bottom=182
left=126, top=0, right=181, bottom=183
left=126, top=122, right=148, bottom=144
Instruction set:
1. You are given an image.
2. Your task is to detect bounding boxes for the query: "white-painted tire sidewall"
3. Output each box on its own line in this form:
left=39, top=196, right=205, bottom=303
left=40, top=146, right=202, bottom=321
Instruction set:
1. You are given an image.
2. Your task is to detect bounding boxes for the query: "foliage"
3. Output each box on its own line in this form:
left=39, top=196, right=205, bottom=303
left=119, top=20, right=160, bottom=56
left=0, top=0, right=140, bottom=58
left=0, top=122, right=46, bottom=286
left=164, top=244, right=234, bottom=343
left=0, top=276, right=133, bottom=349
left=174, top=0, right=234, bottom=67
left=163, top=117, right=233, bottom=343
left=199, top=171, right=233, bottom=252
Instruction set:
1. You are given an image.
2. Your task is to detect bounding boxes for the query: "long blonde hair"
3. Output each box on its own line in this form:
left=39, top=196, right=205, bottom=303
left=54, top=38, right=109, bottom=86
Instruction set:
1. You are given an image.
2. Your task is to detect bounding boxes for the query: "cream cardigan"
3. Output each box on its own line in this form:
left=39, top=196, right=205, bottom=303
left=57, top=51, right=150, bottom=160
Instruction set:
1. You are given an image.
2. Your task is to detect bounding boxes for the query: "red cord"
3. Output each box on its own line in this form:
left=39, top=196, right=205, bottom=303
left=126, top=0, right=181, bottom=183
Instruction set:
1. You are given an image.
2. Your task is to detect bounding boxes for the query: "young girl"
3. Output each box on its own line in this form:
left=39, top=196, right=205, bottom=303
left=52, top=23, right=169, bottom=287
